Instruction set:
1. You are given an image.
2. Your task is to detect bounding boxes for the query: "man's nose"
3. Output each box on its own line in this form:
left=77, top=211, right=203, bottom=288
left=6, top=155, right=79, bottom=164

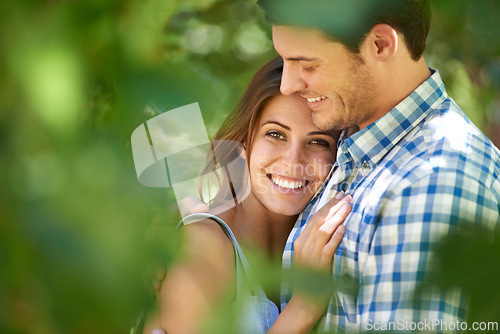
left=280, top=63, right=306, bottom=95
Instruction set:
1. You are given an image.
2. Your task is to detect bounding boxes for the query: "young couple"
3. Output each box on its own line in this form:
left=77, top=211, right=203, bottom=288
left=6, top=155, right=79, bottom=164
left=145, top=0, right=500, bottom=332
left=144, top=55, right=351, bottom=334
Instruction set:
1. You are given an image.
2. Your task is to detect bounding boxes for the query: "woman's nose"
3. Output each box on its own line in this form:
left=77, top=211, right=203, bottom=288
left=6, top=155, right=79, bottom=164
left=281, top=142, right=305, bottom=167
left=280, top=63, right=306, bottom=95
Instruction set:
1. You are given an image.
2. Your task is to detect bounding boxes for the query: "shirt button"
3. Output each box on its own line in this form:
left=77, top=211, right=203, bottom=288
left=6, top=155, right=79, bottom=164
left=362, top=161, right=370, bottom=169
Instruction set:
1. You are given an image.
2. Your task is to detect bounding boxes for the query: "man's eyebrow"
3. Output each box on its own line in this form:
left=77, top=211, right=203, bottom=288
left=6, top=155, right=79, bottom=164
left=263, top=120, right=290, bottom=130
left=308, top=131, right=336, bottom=138
left=285, top=56, right=318, bottom=62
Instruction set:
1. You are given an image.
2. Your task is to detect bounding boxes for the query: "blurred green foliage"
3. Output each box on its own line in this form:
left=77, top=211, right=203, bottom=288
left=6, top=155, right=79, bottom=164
left=0, top=0, right=499, bottom=333
left=425, top=224, right=500, bottom=325
left=428, top=0, right=500, bottom=136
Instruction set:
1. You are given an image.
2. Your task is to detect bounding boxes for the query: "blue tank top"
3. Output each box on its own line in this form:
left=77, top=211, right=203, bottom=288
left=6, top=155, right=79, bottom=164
left=179, top=213, right=280, bottom=333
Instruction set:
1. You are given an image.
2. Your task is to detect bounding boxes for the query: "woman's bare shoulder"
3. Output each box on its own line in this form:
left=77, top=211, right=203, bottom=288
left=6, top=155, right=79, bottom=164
left=153, top=218, right=237, bottom=333
left=179, top=218, right=235, bottom=268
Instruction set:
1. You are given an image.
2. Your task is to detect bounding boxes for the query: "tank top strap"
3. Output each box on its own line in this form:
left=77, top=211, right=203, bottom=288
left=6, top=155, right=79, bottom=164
left=178, top=213, right=267, bottom=300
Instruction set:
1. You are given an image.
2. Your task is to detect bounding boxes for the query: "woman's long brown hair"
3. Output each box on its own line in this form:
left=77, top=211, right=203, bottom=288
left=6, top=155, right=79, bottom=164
left=199, top=56, right=284, bottom=207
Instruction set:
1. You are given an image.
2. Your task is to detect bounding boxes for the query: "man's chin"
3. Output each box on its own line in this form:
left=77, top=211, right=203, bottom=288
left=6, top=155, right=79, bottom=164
left=312, top=112, right=343, bottom=131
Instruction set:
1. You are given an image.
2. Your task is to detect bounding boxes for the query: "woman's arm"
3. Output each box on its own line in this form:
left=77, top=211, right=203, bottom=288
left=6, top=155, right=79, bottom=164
left=144, top=220, right=235, bottom=334
left=268, top=193, right=352, bottom=334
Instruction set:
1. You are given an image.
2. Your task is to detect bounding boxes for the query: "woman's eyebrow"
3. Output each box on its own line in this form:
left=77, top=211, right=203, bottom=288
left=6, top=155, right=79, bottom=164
left=263, top=120, right=290, bottom=130
left=263, top=122, right=335, bottom=138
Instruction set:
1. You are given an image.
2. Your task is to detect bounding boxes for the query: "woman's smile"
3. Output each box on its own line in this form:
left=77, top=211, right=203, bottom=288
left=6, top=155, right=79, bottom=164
left=267, top=173, right=311, bottom=192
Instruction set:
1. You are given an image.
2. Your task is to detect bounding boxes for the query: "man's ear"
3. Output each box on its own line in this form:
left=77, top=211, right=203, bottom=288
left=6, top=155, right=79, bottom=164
left=363, top=23, right=398, bottom=63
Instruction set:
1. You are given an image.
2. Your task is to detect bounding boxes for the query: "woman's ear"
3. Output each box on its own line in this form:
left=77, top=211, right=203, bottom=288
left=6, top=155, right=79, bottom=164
left=362, top=23, right=398, bottom=63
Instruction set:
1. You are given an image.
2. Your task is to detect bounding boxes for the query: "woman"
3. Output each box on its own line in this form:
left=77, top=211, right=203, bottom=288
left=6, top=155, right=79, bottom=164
left=144, top=57, right=351, bottom=334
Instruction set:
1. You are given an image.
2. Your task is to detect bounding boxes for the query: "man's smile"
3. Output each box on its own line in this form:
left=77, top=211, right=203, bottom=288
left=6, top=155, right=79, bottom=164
left=306, top=96, right=326, bottom=103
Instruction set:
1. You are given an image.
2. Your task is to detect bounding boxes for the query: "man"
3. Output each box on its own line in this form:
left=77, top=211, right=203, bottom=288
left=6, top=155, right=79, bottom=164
left=257, top=0, right=500, bottom=331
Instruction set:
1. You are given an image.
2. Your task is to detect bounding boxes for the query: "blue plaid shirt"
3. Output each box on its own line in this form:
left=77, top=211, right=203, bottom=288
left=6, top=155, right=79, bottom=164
left=281, top=69, right=500, bottom=332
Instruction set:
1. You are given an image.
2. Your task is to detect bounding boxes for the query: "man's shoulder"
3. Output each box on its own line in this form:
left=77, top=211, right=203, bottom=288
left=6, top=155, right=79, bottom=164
left=370, top=98, right=500, bottom=205
left=420, top=97, right=497, bottom=153
left=396, top=99, right=499, bottom=180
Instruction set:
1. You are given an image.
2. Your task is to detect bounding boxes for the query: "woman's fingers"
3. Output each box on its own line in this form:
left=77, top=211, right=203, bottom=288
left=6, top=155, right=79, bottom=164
left=320, top=224, right=346, bottom=267
left=323, top=194, right=352, bottom=223
left=294, top=193, right=352, bottom=270
left=298, top=191, right=346, bottom=240
left=318, top=201, right=352, bottom=235
left=305, top=194, right=352, bottom=248
left=315, top=202, right=350, bottom=263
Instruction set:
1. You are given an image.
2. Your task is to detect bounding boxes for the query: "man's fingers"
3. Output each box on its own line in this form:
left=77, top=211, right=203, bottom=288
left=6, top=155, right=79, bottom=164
left=153, top=269, right=165, bottom=294
left=178, top=195, right=209, bottom=218
left=152, top=329, right=167, bottom=334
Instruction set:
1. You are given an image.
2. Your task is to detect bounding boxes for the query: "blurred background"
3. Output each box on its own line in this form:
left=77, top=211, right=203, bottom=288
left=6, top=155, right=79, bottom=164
left=1, top=0, right=499, bottom=333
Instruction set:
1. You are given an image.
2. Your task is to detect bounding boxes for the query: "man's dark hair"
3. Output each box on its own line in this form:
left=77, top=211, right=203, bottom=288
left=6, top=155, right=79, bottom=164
left=257, top=0, right=431, bottom=61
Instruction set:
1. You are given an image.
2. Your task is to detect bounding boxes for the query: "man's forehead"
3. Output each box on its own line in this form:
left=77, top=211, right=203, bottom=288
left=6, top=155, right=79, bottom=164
left=272, top=25, right=335, bottom=44
left=272, top=25, right=334, bottom=57
left=272, top=25, right=320, bottom=37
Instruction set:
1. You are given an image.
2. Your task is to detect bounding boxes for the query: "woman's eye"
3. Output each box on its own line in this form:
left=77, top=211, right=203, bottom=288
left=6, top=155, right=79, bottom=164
left=310, top=139, right=330, bottom=147
left=266, top=131, right=286, bottom=140
left=303, top=65, right=317, bottom=72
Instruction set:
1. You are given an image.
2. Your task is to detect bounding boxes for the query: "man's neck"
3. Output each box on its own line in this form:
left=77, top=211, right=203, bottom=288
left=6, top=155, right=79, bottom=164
left=360, top=57, right=431, bottom=131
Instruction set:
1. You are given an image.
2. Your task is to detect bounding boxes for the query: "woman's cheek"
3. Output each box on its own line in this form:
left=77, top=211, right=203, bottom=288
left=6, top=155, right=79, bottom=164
left=305, top=154, right=328, bottom=176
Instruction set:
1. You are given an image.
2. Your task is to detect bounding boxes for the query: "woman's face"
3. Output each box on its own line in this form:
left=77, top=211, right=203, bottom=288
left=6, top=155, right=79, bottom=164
left=247, top=93, right=337, bottom=216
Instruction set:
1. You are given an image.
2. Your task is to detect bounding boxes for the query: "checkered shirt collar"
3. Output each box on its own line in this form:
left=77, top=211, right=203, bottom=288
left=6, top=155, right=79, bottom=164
left=337, top=68, right=447, bottom=169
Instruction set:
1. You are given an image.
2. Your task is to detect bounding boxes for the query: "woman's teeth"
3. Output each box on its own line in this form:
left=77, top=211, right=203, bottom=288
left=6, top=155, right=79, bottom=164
left=307, top=96, right=326, bottom=103
left=271, top=175, right=306, bottom=190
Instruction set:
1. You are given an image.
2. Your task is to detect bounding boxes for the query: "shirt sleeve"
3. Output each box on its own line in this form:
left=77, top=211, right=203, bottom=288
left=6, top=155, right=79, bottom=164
left=357, top=170, right=499, bottom=327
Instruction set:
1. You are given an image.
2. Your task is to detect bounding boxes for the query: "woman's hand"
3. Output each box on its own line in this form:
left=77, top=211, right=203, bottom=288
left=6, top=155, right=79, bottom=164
left=294, top=191, right=351, bottom=272
left=292, top=191, right=351, bottom=313
left=268, top=192, right=351, bottom=334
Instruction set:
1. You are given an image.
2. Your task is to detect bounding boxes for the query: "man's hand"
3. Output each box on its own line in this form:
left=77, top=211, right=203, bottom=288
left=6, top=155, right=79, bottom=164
left=178, top=195, right=209, bottom=218
left=152, top=330, right=166, bottom=334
